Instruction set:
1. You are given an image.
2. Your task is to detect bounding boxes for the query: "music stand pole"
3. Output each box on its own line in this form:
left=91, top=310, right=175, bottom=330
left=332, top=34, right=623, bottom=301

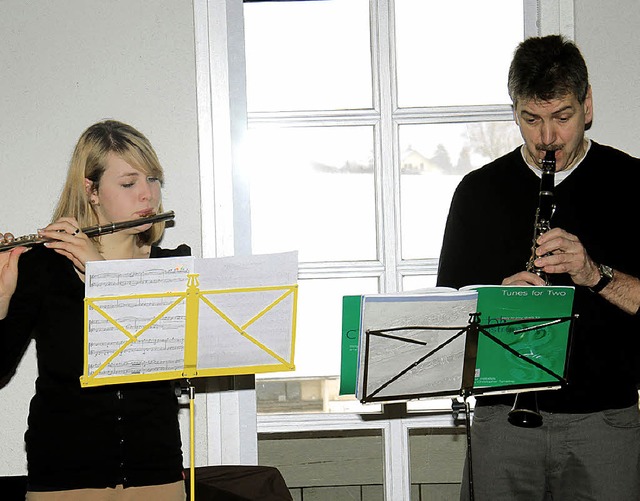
left=178, top=379, right=196, bottom=500
left=188, top=380, right=195, bottom=501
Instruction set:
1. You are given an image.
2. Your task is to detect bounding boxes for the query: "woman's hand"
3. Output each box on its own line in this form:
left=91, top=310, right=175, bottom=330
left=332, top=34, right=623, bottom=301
left=37, top=218, right=104, bottom=273
left=0, top=233, right=28, bottom=319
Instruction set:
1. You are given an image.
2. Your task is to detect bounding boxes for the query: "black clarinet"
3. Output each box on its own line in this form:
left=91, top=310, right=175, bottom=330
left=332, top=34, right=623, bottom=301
left=508, top=150, right=556, bottom=428
left=525, top=151, right=557, bottom=283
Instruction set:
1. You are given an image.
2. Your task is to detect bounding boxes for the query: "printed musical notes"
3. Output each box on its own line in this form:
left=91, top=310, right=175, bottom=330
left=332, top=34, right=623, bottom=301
left=81, top=252, right=298, bottom=387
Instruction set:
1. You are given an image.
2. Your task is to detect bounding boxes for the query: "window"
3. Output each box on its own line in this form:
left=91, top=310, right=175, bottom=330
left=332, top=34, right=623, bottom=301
left=244, top=0, right=525, bottom=416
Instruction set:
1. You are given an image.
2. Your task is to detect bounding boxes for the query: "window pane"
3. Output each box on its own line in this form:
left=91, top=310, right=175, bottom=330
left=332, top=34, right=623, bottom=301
left=409, top=428, right=466, bottom=500
left=395, top=0, right=524, bottom=107
left=402, top=274, right=437, bottom=291
left=247, top=126, right=377, bottom=262
left=268, top=276, right=377, bottom=379
left=399, top=121, right=522, bottom=259
left=259, top=430, right=385, bottom=495
left=244, top=0, right=372, bottom=112
left=257, top=376, right=382, bottom=414
left=256, top=276, right=380, bottom=414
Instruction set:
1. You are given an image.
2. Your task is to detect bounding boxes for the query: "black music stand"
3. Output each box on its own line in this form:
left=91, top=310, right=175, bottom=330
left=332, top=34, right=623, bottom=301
left=358, top=308, right=577, bottom=501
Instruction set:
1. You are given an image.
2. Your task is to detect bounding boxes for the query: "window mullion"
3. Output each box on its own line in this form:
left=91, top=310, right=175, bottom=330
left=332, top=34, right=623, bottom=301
left=375, top=0, right=400, bottom=294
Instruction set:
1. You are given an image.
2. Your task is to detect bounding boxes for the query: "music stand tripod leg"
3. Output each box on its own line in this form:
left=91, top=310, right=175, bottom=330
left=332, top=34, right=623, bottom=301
left=463, top=393, right=474, bottom=501
left=452, top=393, right=475, bottom=501
left=459, top=313, right=480, bottom=501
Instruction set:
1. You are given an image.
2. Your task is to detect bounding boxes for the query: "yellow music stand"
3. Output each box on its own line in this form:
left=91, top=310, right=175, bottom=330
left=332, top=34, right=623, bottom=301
left=80, top=252, right=298, bottom=500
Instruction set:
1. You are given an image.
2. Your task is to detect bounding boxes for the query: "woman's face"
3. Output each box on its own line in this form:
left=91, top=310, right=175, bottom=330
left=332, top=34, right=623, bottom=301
left=88, top=152, right=162, bottom=231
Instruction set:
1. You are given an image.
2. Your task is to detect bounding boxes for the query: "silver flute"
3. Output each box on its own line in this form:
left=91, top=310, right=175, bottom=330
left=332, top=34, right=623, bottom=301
left=0, top=211, right=175, bottom=252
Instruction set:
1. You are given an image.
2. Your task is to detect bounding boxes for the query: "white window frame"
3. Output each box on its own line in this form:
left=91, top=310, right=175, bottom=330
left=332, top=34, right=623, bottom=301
left=193, top=0, right=574, bottom=497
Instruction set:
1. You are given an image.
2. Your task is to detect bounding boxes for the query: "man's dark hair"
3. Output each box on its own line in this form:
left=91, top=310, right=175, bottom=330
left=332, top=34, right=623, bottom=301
left=508, top=35, right=589, bottom=105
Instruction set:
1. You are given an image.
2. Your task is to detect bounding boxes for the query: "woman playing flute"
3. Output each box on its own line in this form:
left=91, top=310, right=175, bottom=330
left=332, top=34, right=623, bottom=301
left=0, top=120, right=189, bottom=500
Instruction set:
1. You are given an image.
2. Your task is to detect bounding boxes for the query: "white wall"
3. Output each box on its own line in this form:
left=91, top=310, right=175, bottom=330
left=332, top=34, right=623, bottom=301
left=0, top=0, right=201, bottom=475
left=574, top=0, right=640, bottom=156
left=1, top=0, right=639, bottom=479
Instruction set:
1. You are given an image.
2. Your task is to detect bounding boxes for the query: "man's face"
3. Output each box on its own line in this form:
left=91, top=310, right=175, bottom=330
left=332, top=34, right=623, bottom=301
left=514, top=88, right=593, bottom=171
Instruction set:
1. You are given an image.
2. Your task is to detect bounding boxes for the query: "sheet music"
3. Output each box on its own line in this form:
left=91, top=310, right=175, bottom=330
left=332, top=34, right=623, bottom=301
left=87, top=257, right=192, bottom=292
left=356, top=285, right=574, bottom=402
left=194, top=252, right=298, bottom=369
left=358, top=291, right=478, bottom=400
left=86, top=257, right=193, bottom=376
left=83, top=252, right=297, bottom=384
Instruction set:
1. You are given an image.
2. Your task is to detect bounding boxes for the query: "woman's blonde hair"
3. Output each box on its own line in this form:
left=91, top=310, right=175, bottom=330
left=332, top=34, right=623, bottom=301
left=52, top=120, right=166, bottom=246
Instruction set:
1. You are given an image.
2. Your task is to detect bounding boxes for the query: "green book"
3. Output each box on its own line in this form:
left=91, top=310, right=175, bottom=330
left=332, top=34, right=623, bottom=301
left=339, top=295, right=362, bottom=395
left=470, top=285, right=574, bottom=391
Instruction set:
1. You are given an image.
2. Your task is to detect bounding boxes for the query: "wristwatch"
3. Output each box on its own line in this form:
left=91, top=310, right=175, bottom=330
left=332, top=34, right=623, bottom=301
left=589, top=264, right=614, bottom=293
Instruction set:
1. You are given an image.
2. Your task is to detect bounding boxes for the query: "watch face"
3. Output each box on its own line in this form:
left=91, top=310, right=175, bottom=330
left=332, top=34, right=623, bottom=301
left=600, top=264, right=614, bottom=280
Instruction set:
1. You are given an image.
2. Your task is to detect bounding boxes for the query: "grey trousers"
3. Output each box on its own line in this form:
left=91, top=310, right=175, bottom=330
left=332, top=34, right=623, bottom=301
left=460, top=403, right=640, bottom=501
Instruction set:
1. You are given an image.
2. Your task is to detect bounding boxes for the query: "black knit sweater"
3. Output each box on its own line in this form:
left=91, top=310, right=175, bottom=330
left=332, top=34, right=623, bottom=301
left=1, top=244, right=190, bottom=491
left=437, top=141, right=640, bottom=412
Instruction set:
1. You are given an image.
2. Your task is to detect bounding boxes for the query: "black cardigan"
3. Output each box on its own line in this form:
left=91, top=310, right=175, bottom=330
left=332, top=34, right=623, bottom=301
left=0, top=244, right=190, bottom=491
left=437, top=142, right=640, bottom=413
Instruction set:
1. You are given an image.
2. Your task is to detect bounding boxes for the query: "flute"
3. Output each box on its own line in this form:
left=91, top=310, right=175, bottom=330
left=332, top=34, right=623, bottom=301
left=0, top=211, right=175, bottom=252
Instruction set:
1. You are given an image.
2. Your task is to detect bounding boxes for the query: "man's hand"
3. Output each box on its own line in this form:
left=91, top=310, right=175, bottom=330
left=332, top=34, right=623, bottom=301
left=502, top=270, right=548, bottom=286
left=532, top=227, right=600, bottom=287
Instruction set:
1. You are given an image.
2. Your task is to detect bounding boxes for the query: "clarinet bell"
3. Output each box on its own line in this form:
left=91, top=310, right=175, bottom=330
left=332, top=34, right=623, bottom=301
left=508, top=392, right=543, bottom=428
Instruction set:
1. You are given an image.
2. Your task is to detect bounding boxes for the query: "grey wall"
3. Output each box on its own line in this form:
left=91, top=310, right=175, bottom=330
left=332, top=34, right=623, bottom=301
left=0, top=0, right=200, bottom=475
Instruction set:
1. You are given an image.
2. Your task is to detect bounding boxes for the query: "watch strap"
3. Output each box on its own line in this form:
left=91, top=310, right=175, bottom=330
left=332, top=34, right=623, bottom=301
left=589, top=264, right=613, bottom=293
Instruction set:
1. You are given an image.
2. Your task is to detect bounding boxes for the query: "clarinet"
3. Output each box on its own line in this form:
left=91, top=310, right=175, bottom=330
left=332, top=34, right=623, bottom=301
left=525, top=150, right=557, bottom=284
left=0, top=211, right=175, bottom=252
left=508, top=150, right=556, bottom=428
